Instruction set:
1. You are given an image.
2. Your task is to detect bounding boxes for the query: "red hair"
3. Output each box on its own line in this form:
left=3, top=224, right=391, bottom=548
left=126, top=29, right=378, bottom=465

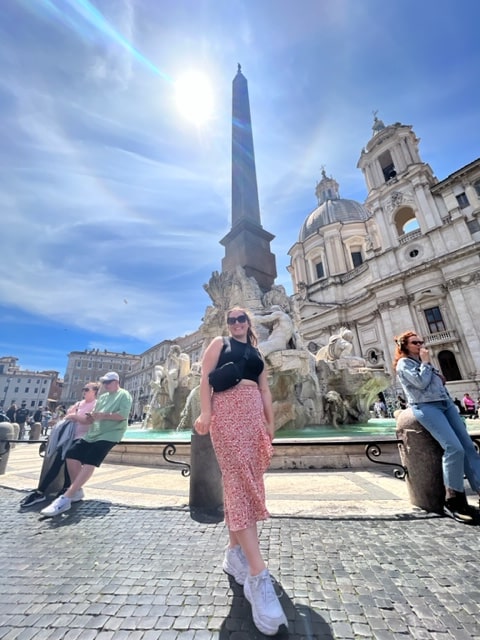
left=392, top=330, right=417, bottom=370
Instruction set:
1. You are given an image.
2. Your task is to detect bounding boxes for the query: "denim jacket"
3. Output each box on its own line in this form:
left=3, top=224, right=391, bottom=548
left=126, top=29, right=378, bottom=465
left=396, top=356, right=449, bottom=405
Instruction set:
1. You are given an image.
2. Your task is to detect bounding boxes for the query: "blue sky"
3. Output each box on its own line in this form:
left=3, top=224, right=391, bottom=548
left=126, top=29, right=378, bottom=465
left=1, top=0, right=479, bottom=377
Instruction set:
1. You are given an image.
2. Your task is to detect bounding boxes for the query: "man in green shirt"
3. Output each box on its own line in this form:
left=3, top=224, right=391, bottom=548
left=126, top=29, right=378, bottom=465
left=41, top=372, right=132, bottom=517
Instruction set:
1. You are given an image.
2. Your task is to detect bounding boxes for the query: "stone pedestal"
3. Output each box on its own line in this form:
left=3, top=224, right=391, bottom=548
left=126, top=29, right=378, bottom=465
left=396, top=408, right=445, bottom=514
left=0, top=422, right=14, bottom=474
left=29, top=422, right=41, bottom=441
left=189, top=432, right=223, bottom=523
left=10, top=423, right=19, bottom=442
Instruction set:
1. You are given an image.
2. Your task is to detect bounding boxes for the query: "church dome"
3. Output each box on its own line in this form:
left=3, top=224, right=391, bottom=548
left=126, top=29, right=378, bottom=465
left=299, top=170, right=369, bottom=241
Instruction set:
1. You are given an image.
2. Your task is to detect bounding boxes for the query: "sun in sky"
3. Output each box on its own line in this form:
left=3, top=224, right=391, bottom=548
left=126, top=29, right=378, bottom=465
left=174, top=71, right=214, bottom=126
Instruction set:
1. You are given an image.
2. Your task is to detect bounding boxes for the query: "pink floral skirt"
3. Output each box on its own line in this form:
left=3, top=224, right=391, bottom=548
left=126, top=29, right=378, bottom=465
left=210, top=384, right=273, bottom=531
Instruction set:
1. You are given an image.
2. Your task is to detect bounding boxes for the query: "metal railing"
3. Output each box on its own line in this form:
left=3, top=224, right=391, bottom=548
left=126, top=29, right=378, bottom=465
left=0, top=438, right=192, bottom=477
left=2, top=435, right=479, bottom=480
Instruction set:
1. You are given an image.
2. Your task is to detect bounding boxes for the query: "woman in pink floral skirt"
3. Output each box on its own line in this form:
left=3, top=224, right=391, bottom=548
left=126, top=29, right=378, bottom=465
left=194, top=307, right=287, bottom=636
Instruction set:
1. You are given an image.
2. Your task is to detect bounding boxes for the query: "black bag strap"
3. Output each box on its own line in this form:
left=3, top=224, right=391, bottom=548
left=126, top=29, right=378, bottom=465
left=237, top=343, right=251, bottom=376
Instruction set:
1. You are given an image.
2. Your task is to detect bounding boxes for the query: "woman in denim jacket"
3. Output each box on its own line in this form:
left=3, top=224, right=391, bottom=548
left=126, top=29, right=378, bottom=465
left=394, top=330, right=480, bottom=523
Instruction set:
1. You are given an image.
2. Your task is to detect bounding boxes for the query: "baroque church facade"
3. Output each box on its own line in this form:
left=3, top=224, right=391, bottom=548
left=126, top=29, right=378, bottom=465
left=288, top=116, right=480, bottom=399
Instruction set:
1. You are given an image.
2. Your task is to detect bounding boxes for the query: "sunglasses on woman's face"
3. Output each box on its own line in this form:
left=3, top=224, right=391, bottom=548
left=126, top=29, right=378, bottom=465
left=227, top=314, right=248, bottom=325
left=409, top=340, right=424, bottom=346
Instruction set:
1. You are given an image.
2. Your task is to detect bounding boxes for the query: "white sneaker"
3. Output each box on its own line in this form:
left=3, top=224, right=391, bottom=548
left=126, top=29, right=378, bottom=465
left=244, top=569, right=288, bottom=636
left=222, top=545, right=248, bottom=585
left=71, top=489, right=84, bottom=503
left=40, top=495, right=72, bottom=517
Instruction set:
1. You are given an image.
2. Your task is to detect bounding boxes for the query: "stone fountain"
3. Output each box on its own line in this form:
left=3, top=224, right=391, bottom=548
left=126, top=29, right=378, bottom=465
left=143, top=266, right=390, bottom=434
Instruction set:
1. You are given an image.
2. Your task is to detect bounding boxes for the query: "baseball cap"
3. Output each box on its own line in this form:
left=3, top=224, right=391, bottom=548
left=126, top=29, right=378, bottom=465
left=100, top=371, right=120, bottom=382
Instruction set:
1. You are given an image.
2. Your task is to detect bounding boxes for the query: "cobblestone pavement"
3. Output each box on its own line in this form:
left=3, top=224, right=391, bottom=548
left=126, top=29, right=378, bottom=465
left=1, top=447, right=480, bottom=639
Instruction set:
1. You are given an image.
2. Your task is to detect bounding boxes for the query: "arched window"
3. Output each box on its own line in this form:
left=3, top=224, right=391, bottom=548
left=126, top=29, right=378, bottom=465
left=394, top=206, right=419, bottom=236
left=438, top=350, right=462, bottom=381
left=474, top=180, right=480, bottom=198
left=379, top=150, right=396, bottom=182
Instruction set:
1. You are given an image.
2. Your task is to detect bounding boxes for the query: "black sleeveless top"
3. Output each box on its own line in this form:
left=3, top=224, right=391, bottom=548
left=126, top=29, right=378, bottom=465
left=216, top=337, right=264, bottom=383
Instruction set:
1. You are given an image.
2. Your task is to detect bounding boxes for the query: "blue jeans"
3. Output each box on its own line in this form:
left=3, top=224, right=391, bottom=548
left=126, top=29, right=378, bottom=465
left=411, top=399, right=480, bottom=493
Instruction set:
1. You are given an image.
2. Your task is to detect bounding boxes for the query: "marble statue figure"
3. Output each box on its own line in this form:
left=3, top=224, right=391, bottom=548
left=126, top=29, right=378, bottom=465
left=255, top=305, right=295, bottom=357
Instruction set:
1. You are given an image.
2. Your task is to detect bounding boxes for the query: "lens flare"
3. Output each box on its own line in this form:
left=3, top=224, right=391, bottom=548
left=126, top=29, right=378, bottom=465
left=39, top=0, right=171, bottom=81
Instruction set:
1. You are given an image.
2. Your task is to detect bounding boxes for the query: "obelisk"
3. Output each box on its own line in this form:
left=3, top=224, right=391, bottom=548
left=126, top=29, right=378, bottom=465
left=220, top=64, right=277, bottom=292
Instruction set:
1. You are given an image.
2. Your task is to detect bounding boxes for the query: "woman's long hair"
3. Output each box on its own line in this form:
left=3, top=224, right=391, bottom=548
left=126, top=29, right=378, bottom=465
left=226, top=307, right=258, bottom=347
left=392, top=330, right=417, bottom=370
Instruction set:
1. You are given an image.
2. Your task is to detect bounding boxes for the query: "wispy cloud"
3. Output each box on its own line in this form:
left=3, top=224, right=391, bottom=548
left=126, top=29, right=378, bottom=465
left=1, top=0, right=479, bottom=374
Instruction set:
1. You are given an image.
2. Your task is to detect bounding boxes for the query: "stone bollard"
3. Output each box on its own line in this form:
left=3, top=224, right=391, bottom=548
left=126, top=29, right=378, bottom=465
left=10, top=423, right=19, bottom=443
left=189, top=431, right=224, bottom=523
left=0, top=422, right=15, bottom=475
left=29, top=422, right=42, bottom=441
left=396, top=408, right=445, bottom=514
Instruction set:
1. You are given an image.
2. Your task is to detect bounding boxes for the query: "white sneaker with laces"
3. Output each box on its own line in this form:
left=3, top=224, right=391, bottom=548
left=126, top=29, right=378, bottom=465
left=244, top=569, right=288, bottom=636
left=222, top=545, right=248, bottom=585
left=71, top=489, right=84, bottom=503
left=40, top=495, right=72, bottom=517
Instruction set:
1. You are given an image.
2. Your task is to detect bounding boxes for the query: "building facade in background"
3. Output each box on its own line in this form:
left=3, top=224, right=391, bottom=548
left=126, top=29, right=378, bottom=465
left=288, top=117, right=480, bottom=400
left=0, top=356, right=61, bottom=411
left=61, top=349, right=141, bottom=407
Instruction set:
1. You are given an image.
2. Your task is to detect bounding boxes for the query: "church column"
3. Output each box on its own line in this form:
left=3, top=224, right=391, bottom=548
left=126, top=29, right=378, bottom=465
left=390, top=146, right=404, bottom=174
left=372, top=161, right=384, bottom=186
left=324, top=225, right=345, bottom=274
left=372, top=205, right=394, bottom=249
left=414, top=184, right=439, bottom=229
left=447, top=286, right=480, bottom=375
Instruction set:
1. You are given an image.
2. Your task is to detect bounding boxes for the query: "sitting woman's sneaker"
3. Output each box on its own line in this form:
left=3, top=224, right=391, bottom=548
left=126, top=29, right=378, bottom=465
left=444, top=496, right=474, bottom=524
left=40, top=494, right=72, bottom=517
left=20, top=491, right=46, bottom=508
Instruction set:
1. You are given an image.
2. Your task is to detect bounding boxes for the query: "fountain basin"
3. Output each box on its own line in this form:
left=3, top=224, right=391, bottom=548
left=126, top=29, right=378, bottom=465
left=106, top=420, right=480, bottom=471
left=107, top=434, right=402, bottom=471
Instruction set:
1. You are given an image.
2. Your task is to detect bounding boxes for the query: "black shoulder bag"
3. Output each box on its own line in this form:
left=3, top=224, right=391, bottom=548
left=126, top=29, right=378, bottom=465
left=208, top=339, right=251, bottom=392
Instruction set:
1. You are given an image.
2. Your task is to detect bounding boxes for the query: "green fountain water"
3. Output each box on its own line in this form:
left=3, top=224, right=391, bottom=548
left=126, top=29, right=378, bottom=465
left=123, top=418, right=479, bottom=442
left=123, top=418, right=398, bottom=441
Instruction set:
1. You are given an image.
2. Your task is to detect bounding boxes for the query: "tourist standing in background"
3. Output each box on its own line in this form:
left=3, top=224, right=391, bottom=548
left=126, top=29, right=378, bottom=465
left=394, top=331, right=480, bottom=523
left=32, top=407, right=43, bottom=425
left=41, top=407, right=53, bottom=435
left=194, top=307, right=288, bottom=636
left=6, top=402, right=16, bottom=423
left=462, top=393, right=476, bottom=418
left=15, top=402, right=30, bottom=440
